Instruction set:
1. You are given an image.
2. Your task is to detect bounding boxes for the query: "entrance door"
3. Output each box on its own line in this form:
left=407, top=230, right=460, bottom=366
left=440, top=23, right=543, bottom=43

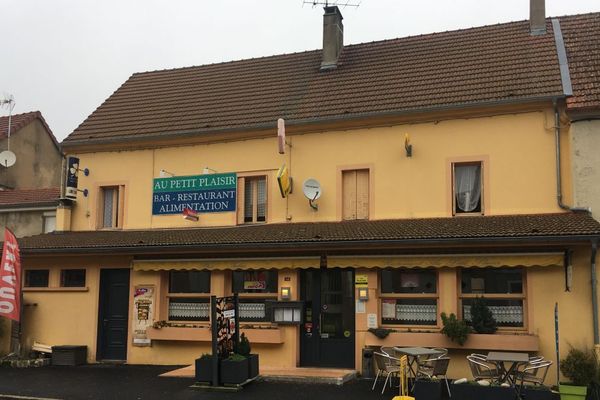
left=300, top=268, right=355, bottom=368
left=97, top=268, right=130, bottom=361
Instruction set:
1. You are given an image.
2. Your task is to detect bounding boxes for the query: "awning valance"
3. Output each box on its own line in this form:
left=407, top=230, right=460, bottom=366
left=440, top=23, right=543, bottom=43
left=327, top=253, right=564, bottom=269
left=133, top=257, right=320, bottom=271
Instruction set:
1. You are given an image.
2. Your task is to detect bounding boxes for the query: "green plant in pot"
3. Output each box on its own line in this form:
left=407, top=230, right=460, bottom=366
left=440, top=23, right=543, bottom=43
left=470, top=296, right=497, bottom=334
left=220, top=353, right=249, bottom=384
left=239, top=332, right=259, bottom=379
left=440, top=312, right=470, bottom=346
left=559, top=348, right=597, bottom=399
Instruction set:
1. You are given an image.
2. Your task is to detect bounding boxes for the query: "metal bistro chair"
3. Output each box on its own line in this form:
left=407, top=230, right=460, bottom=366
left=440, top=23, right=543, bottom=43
left=417, top=357, right=452, bottom=397
left=466, top=355, right=501, bottom=383
left=372, top=351, right=401, bottom=394
left=515, top=360, right=553, bottom=388
left=381, top=346, right=397, bottom=357
left=417, top=348, right=448, bottom=375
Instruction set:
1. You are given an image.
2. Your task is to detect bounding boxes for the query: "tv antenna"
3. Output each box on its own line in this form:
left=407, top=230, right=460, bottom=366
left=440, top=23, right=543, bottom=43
left=0, top=94, right=17, bottom=168
left=302, top=0, right=362, bottom=8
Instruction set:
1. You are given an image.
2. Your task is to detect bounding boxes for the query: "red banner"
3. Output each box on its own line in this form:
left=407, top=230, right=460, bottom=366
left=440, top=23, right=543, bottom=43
left=0, top=229, right=21, bottom=322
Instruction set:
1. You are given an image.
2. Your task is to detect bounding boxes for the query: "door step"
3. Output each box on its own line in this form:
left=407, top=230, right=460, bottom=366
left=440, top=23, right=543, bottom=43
left=255, top=367, right=357, bottom=385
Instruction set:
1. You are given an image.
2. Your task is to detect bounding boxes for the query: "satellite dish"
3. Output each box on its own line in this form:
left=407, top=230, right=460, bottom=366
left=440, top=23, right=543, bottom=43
left=0, top=150, right=16, bottom=168
left=303, top=178, right=321, bottom=201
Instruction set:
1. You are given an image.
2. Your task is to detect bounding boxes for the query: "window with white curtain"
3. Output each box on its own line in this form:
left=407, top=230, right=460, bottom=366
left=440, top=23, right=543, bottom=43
left=453, top=162, right=482, bottom=214
left=241, top=176, right=267, bottom=223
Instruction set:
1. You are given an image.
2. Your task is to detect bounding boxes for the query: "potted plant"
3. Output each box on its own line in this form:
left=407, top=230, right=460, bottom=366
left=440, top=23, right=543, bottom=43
left=219, top=353, right=249, bottom=385
left=413, top=378, right=442, bottom=400
left=195, top=353, right=217, bottom=383
left=470, top=297, right=497, bottom=334
left=559, top=348, right=597, bottom=400
left=239, top=332, right=259, bottom=379
left=440, top=312, right=470, bottom=345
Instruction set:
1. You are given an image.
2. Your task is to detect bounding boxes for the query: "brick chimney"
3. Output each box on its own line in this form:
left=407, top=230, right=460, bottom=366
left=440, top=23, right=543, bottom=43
left=321, top=6, right=344, bottom=71
left=530, top=0, right=546, bottom=35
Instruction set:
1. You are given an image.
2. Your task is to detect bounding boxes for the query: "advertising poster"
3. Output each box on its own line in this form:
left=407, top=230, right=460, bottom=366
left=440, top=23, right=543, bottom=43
left=216, top=296, right=237, bottom=358
left=132, top=286, right=154, bottom=346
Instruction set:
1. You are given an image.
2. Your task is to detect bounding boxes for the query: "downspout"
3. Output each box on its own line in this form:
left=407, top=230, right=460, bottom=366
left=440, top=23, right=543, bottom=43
left=592, top=241, right=599, bottom=347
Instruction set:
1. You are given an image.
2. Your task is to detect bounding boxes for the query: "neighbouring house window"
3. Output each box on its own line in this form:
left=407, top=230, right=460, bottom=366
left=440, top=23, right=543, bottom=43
left=24, top=270, right=49, bottom=288
left=380, top=269, right=438, bottom=326
left=43, top=213, right=56, bottom=233
left=239, top=176, right=267, bottom=224
left=460, top=268, right=525, bottom=328
left=233, top=270, right=278, bottom=322
left=342, top=169, right=369, bottom=220
left=60, top=269, right=86, bottom=287
left=453, top=162, right=482, bottom=214
left=100, top=186, right=123, bottom=228
left=168, top=270, right=210, bottom=322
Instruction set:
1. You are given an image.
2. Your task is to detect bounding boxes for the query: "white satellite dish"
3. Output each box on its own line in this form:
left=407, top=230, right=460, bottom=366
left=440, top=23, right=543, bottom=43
left=303, top=178, right=321, bottom=210
left=0, top=150, right=16, bottom=168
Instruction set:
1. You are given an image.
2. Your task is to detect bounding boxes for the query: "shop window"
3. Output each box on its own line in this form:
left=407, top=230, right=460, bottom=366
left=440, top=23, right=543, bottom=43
left=239, top=176, right=267, bottom=224
left=460, top=268, right=525, bottom=328
left=342, top=169, right=369, bottom=220
left=99, top=186, right=124, bottom=229
left=453, top=162, right=482, bottom=215
left=60, top=269, right=86, bottom=287
left=168, top=270, right=211, bottom=322
left=380, top=269, right=438, bottom=326
left=233, top=270, right=278, bottom=322
left=24, top=269, right=49, bottom=288
left=43, top=212, right=56, bottom=233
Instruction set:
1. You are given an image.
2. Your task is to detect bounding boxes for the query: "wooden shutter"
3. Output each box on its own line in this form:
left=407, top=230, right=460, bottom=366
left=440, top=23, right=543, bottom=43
left=237, top=177, right=245, bottom=224
left=356, top=169, right=369, bottom=219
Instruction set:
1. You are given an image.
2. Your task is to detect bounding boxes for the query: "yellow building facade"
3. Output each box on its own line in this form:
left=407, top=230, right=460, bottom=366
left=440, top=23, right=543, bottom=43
left=18, top=8, right=600, bottom=384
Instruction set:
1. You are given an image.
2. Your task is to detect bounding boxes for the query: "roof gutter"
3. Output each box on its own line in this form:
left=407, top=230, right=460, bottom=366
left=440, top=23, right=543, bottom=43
left=0, top=204, right=58, bottom=213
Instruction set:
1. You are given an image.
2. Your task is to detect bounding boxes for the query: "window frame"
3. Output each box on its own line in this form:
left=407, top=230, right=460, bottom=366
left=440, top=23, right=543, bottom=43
left=237, top=174, right=268, bottom=225
left=379, top=268, right=440, bottom=328
left=341, top=168, right=370, bottom=221
left=458, top=267, right=528, bottom=331
left=452, top=161, right=484, bottom=216
left=43, top=212, right=56, bottom=233
left=24, top=269, right=50, bottom=288
left=232, top=269, right=279, bottom=323
left=166, top=270, right=211, bottom=323
left=60, top=268, right=86, bottom=288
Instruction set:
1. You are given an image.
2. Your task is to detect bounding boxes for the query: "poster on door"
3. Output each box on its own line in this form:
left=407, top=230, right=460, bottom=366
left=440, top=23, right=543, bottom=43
left=132, top=286, right=154, bottom=346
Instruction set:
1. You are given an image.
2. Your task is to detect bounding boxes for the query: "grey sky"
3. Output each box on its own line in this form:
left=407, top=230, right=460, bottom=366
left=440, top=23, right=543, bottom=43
left=1, top=0, right=598, bottom=142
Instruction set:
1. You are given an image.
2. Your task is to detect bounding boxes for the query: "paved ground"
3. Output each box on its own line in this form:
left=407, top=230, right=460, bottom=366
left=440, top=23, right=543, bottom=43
left=0, top=365, right=389, bottom=400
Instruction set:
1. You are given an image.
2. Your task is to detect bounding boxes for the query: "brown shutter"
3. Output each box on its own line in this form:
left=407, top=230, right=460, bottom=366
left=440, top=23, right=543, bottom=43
left=342, top=170, right=357, bottom=220
left=237, top=177, right=245, bottom=224
left=356, top=169, right=369, bottom=220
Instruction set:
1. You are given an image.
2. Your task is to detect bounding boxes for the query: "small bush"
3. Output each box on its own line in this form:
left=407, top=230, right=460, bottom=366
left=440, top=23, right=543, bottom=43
left=238, top=333, right=251, bottom=357
left=227, top=353, right=247, bottom=362
left=440, top=312, right=470, bottom=346
left=470, top=297, right=497, bottom=334
left=560, top=348, right=598, bottom=386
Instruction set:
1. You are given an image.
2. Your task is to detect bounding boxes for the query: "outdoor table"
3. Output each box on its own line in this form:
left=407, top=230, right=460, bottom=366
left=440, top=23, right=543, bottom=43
left=486, top=351, right=529, bottom=385
left=393, top=347, right=444, bottom=379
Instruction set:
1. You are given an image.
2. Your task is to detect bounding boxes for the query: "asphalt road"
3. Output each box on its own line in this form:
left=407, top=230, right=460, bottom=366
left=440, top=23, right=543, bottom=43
left=0, top=365, right=388, bottom=400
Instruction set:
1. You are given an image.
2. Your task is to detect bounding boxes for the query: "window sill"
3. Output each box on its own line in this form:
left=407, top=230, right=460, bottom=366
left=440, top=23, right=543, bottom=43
left=146, top=326, right=284, bottom=344
left=364, top=331, right=539, bottom=351
left=23, top=287, right=89, bottom=292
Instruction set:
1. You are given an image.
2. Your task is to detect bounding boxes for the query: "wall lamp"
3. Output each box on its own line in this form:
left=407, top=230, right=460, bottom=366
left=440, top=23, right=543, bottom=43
left=159, top=169, right=175, bottom=177
left=404, top=133, right=412, bottom=157
left=203, top=167, right=218, bottom=175
left=358, top=287, right=369, bottom=301
left=280, top=287, right=291, bottom=300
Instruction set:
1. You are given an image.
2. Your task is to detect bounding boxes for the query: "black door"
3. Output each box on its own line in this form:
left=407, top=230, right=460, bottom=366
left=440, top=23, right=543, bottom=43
left=97, top=268, right=130, bottom=361
left=300, top=268, right=355, bottom=368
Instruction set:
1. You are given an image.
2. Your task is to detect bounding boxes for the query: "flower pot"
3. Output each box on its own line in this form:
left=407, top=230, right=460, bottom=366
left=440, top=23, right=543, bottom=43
left=195, top=356, right=217, bottom=384
left=521, top=386, right=559, bottom=400
left=248, top=354, right=259, bottom=379
left=450, top=382, right=517, bottom=400
left=559, top=384, right=587, bottom=400
left=413, top=379, right=441, bottom=400
left=220, top=357, right=249, bottom=385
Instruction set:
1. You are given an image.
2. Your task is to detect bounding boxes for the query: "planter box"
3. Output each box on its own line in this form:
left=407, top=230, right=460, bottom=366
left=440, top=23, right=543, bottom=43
left=451, top=383, right=516, bottom=400
left=559, top=384, right=587, bottom=400
left=147, top=327, right=211, bottom=342
left=413, top=379, right=441, bottom=400
left=220, top=358, right=249, bottom=385
left=521, top=387, right=559, bottom=400
left=248, top=354, right=259, bottom=379
left=195, top=356, right=217, bottom=384
left=51, top=345, right=87, bottom=366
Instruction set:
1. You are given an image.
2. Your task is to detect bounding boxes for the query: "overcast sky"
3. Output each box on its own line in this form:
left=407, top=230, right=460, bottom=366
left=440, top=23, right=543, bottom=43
left=1, top=0, right=598, bottom=142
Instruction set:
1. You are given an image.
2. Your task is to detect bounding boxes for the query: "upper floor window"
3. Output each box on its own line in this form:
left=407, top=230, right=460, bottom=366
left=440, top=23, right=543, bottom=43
left=453, top=162, right=482, bottom=215
left=43, top=212, right=56, bottom=233
left=99, top=186, right=123, bottom=229
left=240, top=176, right=267, bottom=224
left=342, top=169, right=369, bottom=220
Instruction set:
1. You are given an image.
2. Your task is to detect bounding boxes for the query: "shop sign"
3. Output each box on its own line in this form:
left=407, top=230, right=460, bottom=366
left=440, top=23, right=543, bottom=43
left=64, top=156, right=80, bottom=201
left=152, top=172, right=237, bottom=215
left=367, top=313, right=378, bottom=329
left=132, top=286, right=154, bottom=346
left=243, top=280, right=266, bottom=290
left=355, top=274, right=368, bottom=286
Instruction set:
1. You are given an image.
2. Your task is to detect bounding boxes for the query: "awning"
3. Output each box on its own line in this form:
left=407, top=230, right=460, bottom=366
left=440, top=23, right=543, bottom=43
left=133, top=257, right=320, bottom=271
left=327, top=253, right=564, bottom=269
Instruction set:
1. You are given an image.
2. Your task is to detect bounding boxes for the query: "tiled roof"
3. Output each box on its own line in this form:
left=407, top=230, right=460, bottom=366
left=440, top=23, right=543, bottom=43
left=0, top=111, right=60, bottom=148
left=19, top=213, right=600, bottom=253
left=63, top=17, right=570, bottom=146
left=0, top=188, right=61, bottom=208
left=560, top=13, right=600, bottom=113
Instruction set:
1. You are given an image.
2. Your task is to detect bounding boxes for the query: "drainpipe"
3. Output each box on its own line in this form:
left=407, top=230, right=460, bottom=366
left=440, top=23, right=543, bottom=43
left=592, top=241, right=599, bottom=347
left=553, top=99, right=591, bottom=213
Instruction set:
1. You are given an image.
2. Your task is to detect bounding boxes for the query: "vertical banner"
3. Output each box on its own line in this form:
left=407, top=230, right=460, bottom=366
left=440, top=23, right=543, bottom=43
left=65, top=156, right=80, bottom=200
left=0, top=229, right=21, bottom=322
left=132, top=286, right=154, bottom=346
left=215, top=295, right=238, bottom=358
